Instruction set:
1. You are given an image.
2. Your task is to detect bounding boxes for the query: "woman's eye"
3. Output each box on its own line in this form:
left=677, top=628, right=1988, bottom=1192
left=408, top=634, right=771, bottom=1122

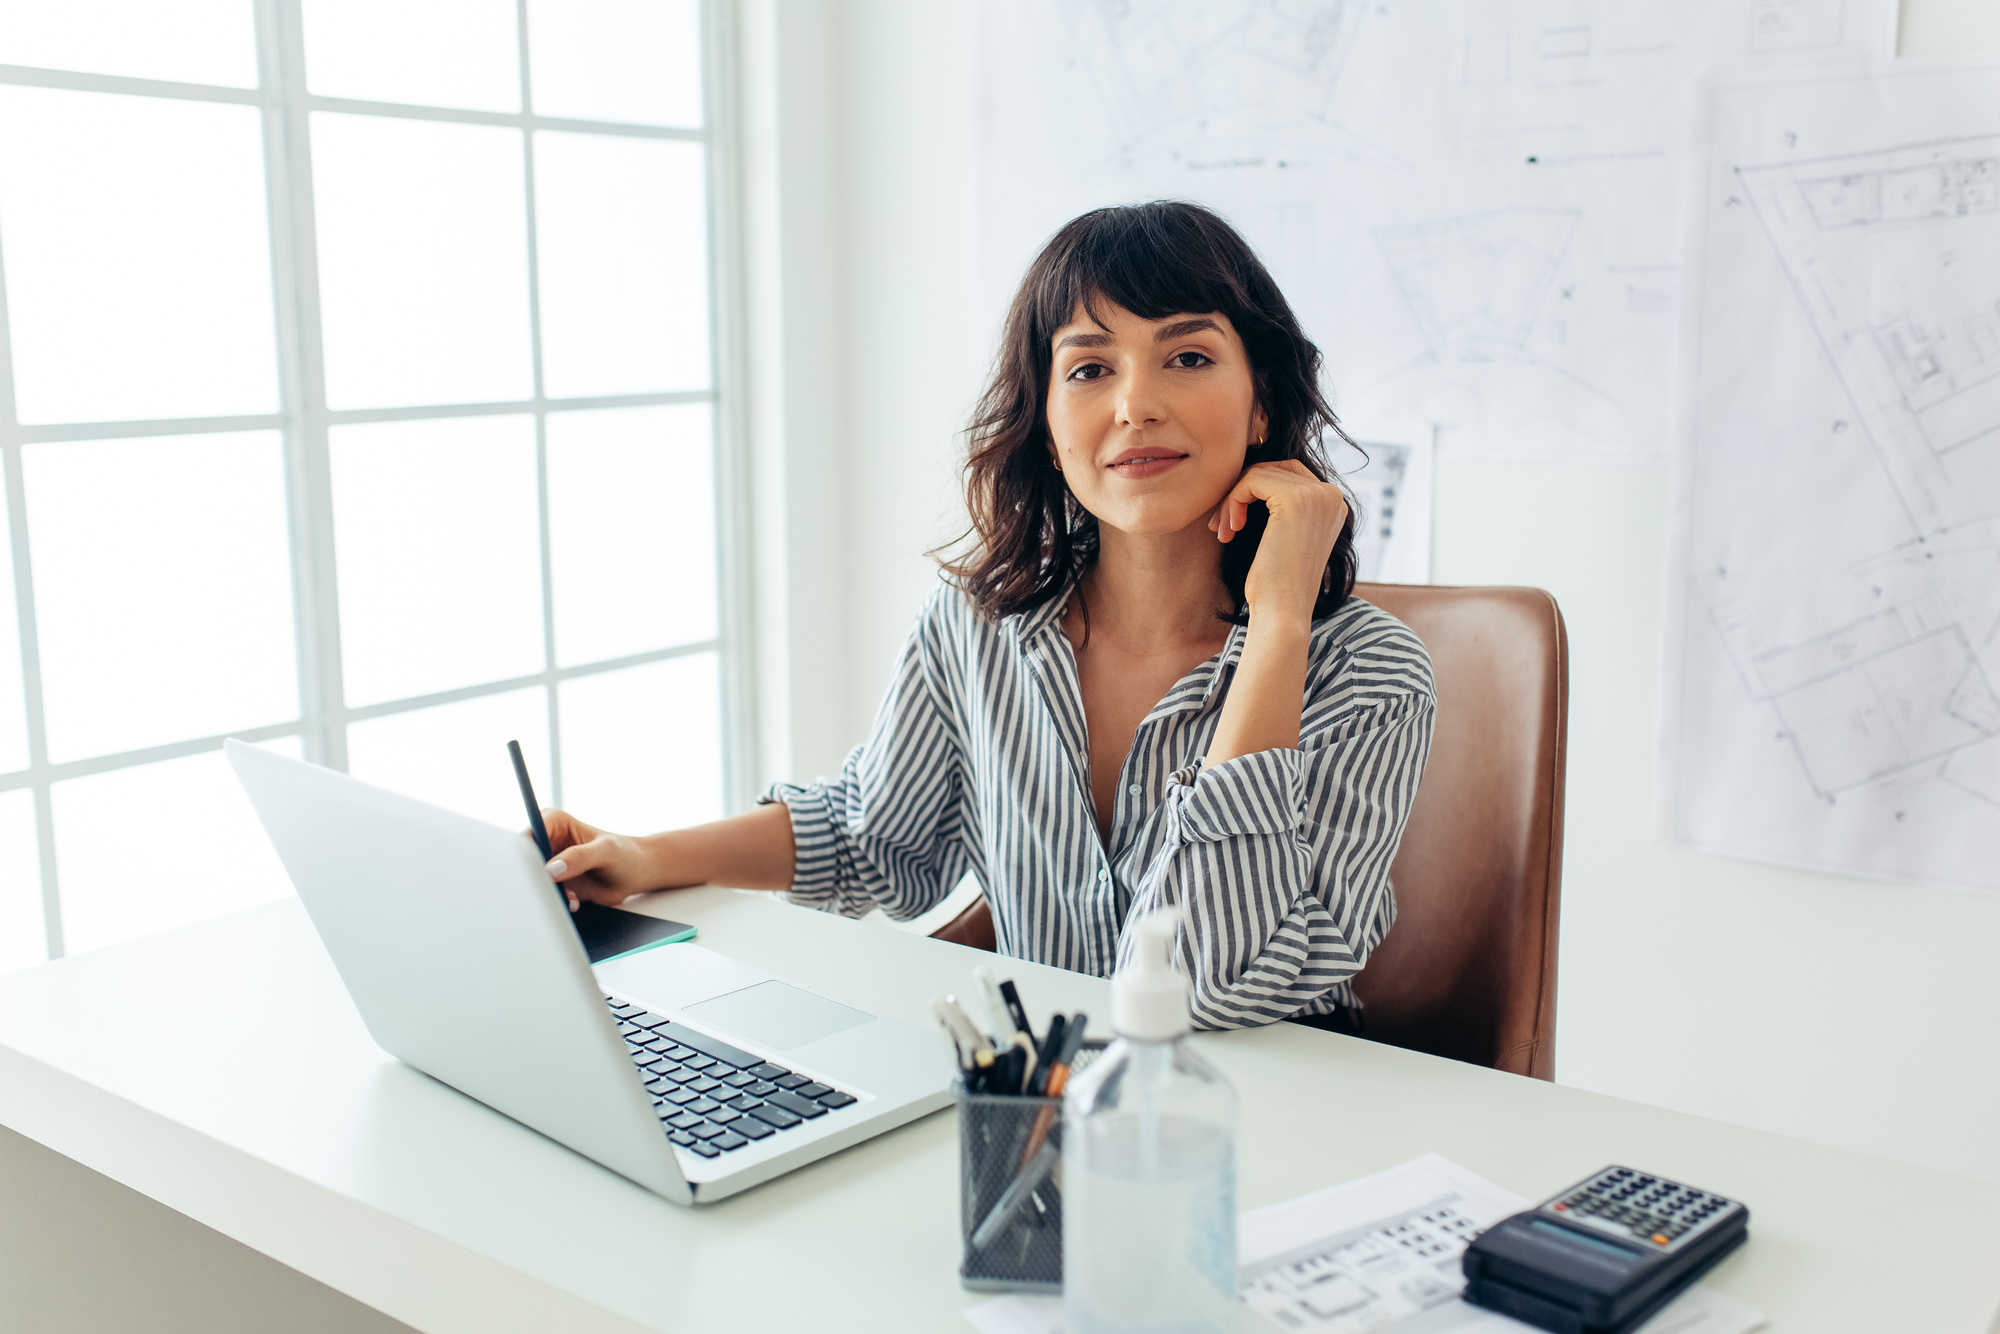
left=1170, top=351, right=1213, bottom=369
left=1068, top=363, right=1109, bottom=381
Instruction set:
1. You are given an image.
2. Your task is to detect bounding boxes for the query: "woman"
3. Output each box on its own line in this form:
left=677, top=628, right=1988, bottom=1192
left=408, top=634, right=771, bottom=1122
left=544, top=201, right=1435, bottom=1032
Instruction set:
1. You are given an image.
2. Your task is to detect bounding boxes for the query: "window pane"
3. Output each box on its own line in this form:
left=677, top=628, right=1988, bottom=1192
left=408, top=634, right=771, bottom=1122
left=534, top=133, right=709, bottom=398
left=346, top=687, right=551, bottom=830
left=54, top=740, right=301, bottom=957
left=549, top=404, right=716, bottom=667
left=0, top=0, right=256, bottom=89
left=559, top=654, right=721, bottom=835
left=525, top=0, right=701, bottom=129
left=0, top=87, right=277, bottom=424
left=0, top=789, right=43, bottom=974
left=27, top=433, right=297, bottom=763
left=0, top=495, right=28, bottom=775
left=331, top=416, right=543, bottom=707
left=303, top=0, right=520, bottom=113
left=312, top=113, right=534, bottom=409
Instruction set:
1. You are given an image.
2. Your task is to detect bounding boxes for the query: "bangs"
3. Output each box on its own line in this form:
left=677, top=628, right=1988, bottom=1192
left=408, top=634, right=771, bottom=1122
left=1025, top=203, right=1276, bottom=352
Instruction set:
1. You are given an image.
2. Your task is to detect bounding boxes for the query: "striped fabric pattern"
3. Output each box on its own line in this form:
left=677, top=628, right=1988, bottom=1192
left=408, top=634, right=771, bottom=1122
left=764, top=582, right=1436, bottom=1030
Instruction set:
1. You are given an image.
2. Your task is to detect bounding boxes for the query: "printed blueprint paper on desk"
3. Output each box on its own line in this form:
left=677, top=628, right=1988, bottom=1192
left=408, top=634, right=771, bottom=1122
left=962, top=1154, right=1766, bottom=1334
left=977, top=0, right=1893, bottom=463
left=1669, top=59, right=2000, bottom=888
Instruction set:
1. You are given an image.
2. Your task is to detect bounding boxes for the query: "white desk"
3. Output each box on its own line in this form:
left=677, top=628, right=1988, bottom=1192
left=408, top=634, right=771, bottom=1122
left=1, top=888, right=1996, bottom=1333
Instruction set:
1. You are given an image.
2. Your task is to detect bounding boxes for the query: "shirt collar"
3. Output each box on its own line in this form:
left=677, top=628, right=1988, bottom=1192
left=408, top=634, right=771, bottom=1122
left=1008, top=583, right=1077, bottom=647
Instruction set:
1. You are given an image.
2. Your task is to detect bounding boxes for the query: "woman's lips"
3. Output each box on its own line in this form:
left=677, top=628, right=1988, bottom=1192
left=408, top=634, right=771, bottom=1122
left=1106, top=453, right=1187, bottom=479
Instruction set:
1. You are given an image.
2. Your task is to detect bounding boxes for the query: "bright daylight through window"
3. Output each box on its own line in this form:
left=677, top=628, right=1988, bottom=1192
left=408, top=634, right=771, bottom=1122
left=0, top=0, right=728, bottom=973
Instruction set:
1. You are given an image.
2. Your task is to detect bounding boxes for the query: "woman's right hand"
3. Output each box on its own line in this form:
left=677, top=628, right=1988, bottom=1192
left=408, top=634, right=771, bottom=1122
left=541, top=809, right=665, bottom=910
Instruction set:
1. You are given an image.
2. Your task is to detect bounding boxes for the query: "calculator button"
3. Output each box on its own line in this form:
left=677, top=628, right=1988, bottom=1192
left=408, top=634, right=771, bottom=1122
left=1651, top=1233, right=1670, bottom=1246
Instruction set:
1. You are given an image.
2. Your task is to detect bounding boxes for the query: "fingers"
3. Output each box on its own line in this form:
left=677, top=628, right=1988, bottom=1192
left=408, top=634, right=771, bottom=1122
left=540, top=808, right=597, bottom=854
left=1213, top=462, right=1343, bottom=545
left=546, top=835, right=606, bottom=882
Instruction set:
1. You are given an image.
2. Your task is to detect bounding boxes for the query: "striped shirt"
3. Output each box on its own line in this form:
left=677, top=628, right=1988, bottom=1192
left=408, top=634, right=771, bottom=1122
left=763, top=582, right=1436, bottom=1029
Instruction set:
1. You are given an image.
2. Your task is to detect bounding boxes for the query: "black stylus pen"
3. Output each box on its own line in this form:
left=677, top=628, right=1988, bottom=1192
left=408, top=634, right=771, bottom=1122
left=507, top=740, right=560, bottom=887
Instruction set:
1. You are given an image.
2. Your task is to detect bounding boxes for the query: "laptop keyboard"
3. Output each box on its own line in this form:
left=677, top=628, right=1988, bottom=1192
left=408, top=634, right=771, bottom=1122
left=604, top=995, right=859, bottom=1158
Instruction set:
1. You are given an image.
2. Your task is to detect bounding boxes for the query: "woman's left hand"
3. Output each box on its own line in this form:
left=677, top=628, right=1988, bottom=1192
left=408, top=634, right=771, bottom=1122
left=1209, top=460, right=1350, bottom=626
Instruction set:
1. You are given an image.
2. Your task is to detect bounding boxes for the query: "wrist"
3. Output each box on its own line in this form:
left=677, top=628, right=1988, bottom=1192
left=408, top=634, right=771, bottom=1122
left=1241, top=600, right=1313, bottom=640
left=637, top=829, right=694, bottom=890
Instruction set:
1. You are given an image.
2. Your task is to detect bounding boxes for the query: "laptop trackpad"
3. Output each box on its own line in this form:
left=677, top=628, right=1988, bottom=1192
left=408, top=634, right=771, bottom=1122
left=682, top=980, right=874, bottom=1052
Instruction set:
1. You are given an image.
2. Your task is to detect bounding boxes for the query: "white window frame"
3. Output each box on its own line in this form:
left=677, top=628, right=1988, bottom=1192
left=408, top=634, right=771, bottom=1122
left=0, top=0, right=754, bottom=962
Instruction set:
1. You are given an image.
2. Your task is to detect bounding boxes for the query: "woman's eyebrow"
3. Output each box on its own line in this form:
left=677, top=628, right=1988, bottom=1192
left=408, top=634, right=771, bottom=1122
left=1054, top=330, right=1114, bottom=350
left=1155, top=317, right=1222, bottom=341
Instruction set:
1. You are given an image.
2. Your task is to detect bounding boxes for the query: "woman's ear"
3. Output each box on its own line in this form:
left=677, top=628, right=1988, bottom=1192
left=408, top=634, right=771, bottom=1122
left=1249, top=404, right=1270, bottom=450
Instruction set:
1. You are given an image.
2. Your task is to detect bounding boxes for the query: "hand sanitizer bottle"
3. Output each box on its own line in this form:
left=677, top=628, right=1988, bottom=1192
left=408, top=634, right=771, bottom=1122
left=1063, top=907, right=1237, bottom=1334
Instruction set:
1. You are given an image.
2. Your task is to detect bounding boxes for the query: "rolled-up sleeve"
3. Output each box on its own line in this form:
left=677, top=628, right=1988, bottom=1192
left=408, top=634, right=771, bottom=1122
left=1125, top=630, right=1436, bottom=1030
left=760, top=594, right=969, bottom=922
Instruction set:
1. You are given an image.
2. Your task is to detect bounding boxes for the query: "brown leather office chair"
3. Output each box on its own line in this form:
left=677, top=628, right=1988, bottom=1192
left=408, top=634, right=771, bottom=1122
left=930, top=582, right=1568, bottom=1081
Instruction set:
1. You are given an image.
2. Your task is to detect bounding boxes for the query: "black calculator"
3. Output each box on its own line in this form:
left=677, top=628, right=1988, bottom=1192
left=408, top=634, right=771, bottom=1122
left=1462, top=1166, right=1749, bottom=1334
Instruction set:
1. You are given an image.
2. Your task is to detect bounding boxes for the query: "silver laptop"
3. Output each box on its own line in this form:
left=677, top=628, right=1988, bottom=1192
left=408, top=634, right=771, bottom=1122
left=225, top=740, right=951, bottom=1205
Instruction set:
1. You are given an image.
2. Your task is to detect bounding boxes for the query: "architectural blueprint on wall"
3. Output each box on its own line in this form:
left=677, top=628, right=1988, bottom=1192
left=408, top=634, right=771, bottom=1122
left=1670, top=60, right=2000, bottom=888
left=1340, top=423, right=1435, bottom=584
left=977, top=0, right=1894, bottom=463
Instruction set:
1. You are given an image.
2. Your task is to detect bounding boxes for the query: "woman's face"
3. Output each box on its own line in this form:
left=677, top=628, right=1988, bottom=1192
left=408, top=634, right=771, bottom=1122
left=1045, top=300, right=1265, bottom=539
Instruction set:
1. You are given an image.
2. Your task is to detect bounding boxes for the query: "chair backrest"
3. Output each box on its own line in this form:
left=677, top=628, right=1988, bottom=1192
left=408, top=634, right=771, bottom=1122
left=1348, top=582, right=1567, bottom=1080
left=930, top=582, right=1568, bottom=1081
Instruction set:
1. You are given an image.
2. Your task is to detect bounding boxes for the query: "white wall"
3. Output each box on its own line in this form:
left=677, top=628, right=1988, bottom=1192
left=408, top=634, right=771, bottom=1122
left=746, top=0, right=2000, bottom=1185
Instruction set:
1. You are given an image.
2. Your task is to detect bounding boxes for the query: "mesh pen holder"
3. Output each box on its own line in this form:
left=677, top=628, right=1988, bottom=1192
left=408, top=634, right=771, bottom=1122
left=957, top=1081, right=1069, bottom=1291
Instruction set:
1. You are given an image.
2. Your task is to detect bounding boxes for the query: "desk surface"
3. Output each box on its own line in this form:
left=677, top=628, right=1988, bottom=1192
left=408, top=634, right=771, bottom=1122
left=1, top=889, right=1996, bottom=1334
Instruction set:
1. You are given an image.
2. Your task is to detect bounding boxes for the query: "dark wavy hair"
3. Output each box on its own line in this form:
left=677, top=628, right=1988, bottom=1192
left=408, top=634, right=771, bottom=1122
left=939, top=200, right=1358, bottom=625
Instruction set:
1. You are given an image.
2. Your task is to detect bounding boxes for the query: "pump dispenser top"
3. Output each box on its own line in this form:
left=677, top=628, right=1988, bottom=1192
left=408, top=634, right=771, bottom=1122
left=1111, top=907, right=1189, bottom=1042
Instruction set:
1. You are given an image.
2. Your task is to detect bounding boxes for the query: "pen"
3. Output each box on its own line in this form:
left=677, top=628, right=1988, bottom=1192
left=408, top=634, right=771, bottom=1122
left=1014, top=1012, right=1088, bottom=1170
left=932, top=998, right=969, bottom=1072
left=973, top=967, right=1012, bottom=1044
left=990, top=1044, right=1025, bottom=1096
left=997, top=979, right=1033, bottom=1042
left=507, top=742, right=569, bottom=914
left=1043, top=1013, right=1087, bottom=1098
left=941, top=996, right=995, bottom=1066
left=969, top=1140, right=1060, bottom=1250
left=1005, top=1031, right=1037, bottom=1095
left=1030, top=1014, right=1066, bottom=1096
left=509, top=740, right=554, bottom=861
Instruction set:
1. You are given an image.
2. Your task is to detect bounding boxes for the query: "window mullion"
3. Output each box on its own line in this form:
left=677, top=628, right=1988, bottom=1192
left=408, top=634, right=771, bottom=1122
left=0, top=163, right=61, bottom=956
left=259, top=0, right=348, bottom=773
left=517, top=0, right=562, bottom=807
left=701, top=0, right=756, bottom=814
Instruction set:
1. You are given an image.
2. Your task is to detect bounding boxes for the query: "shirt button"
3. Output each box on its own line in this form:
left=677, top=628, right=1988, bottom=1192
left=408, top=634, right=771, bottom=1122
left=1127, top=783, right=1141, bottom=796
left=1096, top=869, right=1110, bottom=883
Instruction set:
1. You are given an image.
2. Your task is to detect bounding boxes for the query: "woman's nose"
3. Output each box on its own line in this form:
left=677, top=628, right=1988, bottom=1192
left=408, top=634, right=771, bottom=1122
left=1115, top=371, right=1167, bottom=428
